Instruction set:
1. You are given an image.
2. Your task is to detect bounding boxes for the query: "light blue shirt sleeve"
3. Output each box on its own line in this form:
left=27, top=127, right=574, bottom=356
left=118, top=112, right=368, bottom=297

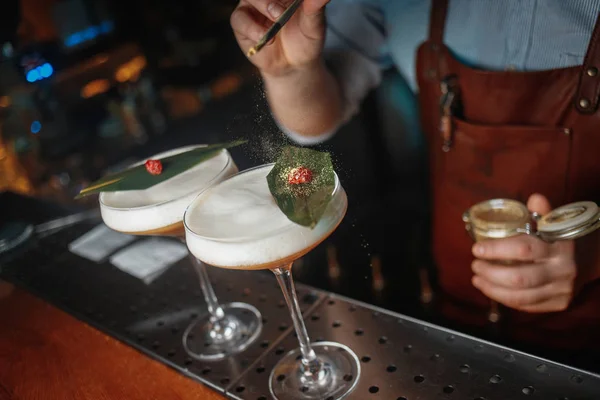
left=282, top=0, right=600, bottom=145
left=282, top=0, right=391, bottom=145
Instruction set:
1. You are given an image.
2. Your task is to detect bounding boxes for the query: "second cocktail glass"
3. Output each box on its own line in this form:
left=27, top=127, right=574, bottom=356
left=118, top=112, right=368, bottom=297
left=184, top=163, right=360, bottom=400
left=99, top=145, right=262, bottom=360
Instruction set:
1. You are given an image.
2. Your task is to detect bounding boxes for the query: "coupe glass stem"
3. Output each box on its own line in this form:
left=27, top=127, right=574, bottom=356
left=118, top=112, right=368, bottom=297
left=272, top=263, right=322, bottom=374
left=190, top=255, right=225, bottom=321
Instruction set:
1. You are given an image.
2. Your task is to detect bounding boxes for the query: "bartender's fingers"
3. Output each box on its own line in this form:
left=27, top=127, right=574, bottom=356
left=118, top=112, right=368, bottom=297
left=472, top=235, right=554, bottom=262
left=231, top=4, right=270, bottom=43
left=471, top=260, right=553, bottom=289
left=241, top=0, right=292, bottom=22
left=300, top=0, right=330, bottom=40
left=527, top=193, right=553, bottom=216
left=239, top=0, right=330, bottom=22
left=519, top=295, right=572, bottom=313
left=304, top=0, right=331, bottom=14
left=472, top=276, right=573, bottom=310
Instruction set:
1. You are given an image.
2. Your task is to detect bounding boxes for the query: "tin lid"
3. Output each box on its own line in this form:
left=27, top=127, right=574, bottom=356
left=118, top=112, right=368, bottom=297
left=537, top=201, right=600, bottom=241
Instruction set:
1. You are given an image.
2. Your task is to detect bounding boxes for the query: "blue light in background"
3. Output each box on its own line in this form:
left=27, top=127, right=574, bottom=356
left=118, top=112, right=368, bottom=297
left=30, top=120, right=42, bottom=134
left=81, top=26, right=98, bottom=41
left=40, top=63, right=53, bottom=78
left=26, top=63, right=53, bottom=83
left=65, top=32, right=82, bottom=47
left=26, top=69, right=39, bottom=83
left=64, top=20, right=114, bottom=48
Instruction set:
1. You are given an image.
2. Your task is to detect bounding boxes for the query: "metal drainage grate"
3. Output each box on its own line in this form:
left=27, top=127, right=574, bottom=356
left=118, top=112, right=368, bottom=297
left=229, top=295, right=600, bottom=399
left=2, top=222, right=600, bottom=400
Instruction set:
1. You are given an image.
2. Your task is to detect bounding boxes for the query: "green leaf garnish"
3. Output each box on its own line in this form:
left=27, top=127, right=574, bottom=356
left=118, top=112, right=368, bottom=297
left=76, top=140, right=246, bottom=199
left=267, top=146, right=336, bottom=228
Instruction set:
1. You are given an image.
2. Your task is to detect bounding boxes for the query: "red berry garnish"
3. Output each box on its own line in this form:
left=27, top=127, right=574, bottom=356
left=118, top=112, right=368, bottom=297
left=145, top=159, right=163, bottom=175
left=288, top=166, right=313, bottom=184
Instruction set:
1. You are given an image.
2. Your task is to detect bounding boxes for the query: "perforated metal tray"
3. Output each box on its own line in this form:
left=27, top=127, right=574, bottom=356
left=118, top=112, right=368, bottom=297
left=228, top=294, right=600, bottom=399
left=1, top=222, right=599, bottom=400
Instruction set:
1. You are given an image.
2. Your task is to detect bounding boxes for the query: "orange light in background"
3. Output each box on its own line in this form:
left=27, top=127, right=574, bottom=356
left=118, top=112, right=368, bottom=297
left=81, top=79, right=111, bottom=99
left=0, top=135, right=34, bottom=196
left=115, top=56, right=147, bottom=83
left=0, top=96, right=11, bottom=108
left=211, top=74, right=242, bottom=99
left=161, top=87, right=203, bottom=118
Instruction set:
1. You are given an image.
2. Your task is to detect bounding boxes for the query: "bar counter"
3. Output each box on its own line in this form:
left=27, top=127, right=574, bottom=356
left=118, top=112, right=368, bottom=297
left=1, top=84, right=599, bottom=399
left=0, top=281, right=223, bottom=400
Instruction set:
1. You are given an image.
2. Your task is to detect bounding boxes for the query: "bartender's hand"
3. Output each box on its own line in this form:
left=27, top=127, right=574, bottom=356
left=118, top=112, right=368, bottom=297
left=231, top=0, right=330, bottom=77
left=471, top=194, right=577, bottom=313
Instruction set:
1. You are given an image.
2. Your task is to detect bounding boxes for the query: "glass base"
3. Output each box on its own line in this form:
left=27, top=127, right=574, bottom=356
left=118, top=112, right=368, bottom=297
left=269, top=341, right=360, bottom=400
left=182, top=302, right=262, bottom=361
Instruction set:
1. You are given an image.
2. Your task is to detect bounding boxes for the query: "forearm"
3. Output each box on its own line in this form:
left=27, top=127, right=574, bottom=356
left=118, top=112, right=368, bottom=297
left=262, top=59, right=344, bottom=137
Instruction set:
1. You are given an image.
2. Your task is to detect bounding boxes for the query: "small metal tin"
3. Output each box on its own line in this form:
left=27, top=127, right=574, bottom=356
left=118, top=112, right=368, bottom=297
left=462, top=199, right=532, bottom=242
left=463, top=199, right=600, bottom=243
left=537, top=201, right=600, bottom=242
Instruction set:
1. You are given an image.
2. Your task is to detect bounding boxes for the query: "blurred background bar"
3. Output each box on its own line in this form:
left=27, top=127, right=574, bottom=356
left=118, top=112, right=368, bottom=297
left=0, top=0, right=253, bottom=204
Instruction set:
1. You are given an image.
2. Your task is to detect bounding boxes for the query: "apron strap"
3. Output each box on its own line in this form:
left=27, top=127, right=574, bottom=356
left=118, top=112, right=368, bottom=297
left=429, top=0, right=449, bottom=44
left=576, top=12, right=600, bottom=114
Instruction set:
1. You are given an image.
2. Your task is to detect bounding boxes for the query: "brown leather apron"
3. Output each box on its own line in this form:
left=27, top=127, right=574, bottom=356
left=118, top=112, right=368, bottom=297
left=416, top=0, right=600, bottom=349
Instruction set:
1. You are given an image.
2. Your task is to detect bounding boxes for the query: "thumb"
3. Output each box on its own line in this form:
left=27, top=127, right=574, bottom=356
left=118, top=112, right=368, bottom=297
left=527, top=193, right=552, bottom=215
left=300, top=0, right=329, bottom=39
left=303, top=0, right=330, bottom=15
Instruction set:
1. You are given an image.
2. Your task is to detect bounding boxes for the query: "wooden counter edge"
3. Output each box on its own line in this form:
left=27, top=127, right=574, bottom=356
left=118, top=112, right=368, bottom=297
left=0, top=281, right=225, bottom=400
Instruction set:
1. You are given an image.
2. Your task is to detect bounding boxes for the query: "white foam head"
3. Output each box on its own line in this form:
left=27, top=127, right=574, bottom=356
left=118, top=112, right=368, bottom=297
left=184, top=164, right=347, bottom=269
left=99, top=145, right=237, bottom=233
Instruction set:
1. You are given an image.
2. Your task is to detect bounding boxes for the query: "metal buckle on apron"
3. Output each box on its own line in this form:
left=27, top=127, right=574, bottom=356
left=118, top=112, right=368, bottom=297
left=439, top=75, right=461, bottom=152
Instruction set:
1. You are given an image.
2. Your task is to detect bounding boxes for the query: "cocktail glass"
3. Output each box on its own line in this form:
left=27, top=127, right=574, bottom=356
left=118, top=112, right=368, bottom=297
left=184, top=163, right=360, bottom=399
left=99, top=145, right=262, bottom=360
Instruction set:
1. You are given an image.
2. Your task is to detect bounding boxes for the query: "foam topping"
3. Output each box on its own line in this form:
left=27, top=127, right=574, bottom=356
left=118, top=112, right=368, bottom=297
left=100, top=146, right=234, bottom=233
left=186, top=165, right=291, bottom=239
left=184, top=164, right=347, bottom=269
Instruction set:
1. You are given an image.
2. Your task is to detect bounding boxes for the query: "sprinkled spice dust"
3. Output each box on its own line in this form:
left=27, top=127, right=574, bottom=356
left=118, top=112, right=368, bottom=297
left=267, top=146, right=336, bottom=227
left=274, top=163, right=333, bottom=198
left=217, top=79, right=291, bottom=164
left=230, top=83, right=292, bottom=164
left=249, top=132, right=289, bottom=164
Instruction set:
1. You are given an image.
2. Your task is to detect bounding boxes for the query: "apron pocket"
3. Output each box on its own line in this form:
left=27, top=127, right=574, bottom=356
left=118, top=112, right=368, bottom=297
left=439, top=117, right=571, bottom=205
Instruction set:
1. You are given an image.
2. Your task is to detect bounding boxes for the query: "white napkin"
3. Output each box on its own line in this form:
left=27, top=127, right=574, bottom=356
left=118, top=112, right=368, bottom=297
left=69, top=224, right=135, bottom=262
left=109, top=238, right=188, bottom=284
